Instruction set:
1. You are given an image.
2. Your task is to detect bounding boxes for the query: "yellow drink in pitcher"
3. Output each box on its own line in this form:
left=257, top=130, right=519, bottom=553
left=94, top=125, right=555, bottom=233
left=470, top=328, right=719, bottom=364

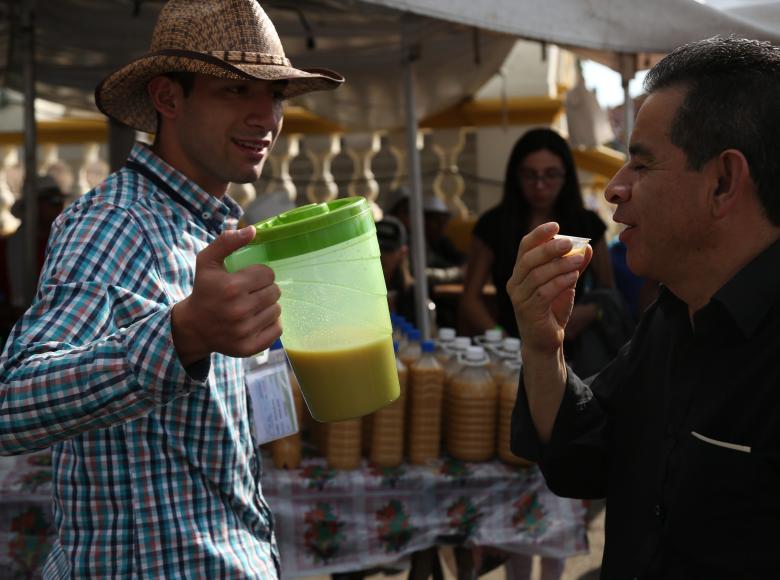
left=286, top=334, right=400, bottom=422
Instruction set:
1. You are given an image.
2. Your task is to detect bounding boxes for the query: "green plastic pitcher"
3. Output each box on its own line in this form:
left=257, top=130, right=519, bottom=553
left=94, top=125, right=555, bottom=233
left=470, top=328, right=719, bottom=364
left=224, top=197, right=400, bottom=422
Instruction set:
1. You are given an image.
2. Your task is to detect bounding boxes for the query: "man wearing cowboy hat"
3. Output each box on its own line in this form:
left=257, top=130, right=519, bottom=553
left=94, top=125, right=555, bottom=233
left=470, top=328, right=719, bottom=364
left=0, top=1, right=342, bottom=577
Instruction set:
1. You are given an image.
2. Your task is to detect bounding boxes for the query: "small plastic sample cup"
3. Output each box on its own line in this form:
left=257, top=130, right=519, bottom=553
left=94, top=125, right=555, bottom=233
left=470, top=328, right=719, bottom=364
left=554, top=234, right=590, bottom=257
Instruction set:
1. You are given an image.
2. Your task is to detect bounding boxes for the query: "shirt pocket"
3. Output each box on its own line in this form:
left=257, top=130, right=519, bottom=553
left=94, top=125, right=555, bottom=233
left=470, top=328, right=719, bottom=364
left=691, top=430, right=751, bottom=454
left=684, top=430, right=755, bottom=503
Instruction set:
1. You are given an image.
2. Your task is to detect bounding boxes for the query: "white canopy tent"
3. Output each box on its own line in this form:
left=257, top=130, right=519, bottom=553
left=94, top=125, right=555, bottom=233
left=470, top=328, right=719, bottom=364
left=2, top=0, right=780, bottom=336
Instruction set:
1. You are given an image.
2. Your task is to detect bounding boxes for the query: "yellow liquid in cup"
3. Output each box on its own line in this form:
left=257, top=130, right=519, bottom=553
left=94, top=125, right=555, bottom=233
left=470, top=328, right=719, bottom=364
left=554, top=234, right=590, bottom=257
left=286, top=334, right=400, bottom=422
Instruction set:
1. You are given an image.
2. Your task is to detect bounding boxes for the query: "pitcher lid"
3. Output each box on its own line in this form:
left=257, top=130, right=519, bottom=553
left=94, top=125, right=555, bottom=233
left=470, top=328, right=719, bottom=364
left=244, top=196, right=375, bottom=261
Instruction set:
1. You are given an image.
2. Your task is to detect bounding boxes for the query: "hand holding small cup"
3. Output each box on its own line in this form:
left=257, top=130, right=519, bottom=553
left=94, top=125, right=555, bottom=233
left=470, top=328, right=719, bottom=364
left=506, top=223, right=593, bottom=356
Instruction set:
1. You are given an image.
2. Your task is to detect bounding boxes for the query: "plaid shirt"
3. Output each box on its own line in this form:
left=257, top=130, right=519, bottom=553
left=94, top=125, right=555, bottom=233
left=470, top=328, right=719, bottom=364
left=0, top=144, right=280, bottom=579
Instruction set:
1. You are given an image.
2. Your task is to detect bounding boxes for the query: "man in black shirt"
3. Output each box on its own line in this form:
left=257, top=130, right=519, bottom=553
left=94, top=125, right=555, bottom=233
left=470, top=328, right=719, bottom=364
left=507, top=37, right=780, bottom=579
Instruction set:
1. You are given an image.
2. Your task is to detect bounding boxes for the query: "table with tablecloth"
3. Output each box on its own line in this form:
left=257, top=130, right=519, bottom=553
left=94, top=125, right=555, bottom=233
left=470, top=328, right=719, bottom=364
left=0, top=450, right=587, bottom=579
left=0, top=450, right=53, bottom=579
left=262, top=456, right=587, bottom=578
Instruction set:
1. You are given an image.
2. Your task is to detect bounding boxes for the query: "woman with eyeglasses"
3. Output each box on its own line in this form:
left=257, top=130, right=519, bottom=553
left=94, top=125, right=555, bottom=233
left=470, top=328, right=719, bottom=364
left=459, top=127, right=614, bottom=343
left=459, top=128, right=613, bottom=579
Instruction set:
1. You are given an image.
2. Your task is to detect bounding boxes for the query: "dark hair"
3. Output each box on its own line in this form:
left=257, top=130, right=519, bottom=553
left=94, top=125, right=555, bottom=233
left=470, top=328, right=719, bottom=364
left=153, top=71, right=196, bottom=137
left=644, top=35, right=780, bottom=226
left=164, top=71, right=196, bottom=96
left=500, top=127, right=583, bottom=230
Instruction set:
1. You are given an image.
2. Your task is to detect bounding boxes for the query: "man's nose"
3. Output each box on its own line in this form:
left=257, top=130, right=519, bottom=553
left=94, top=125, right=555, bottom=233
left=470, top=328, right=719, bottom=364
left=247, top=95, right=281, bottom=132
left=605, top=167, right=632, bottom=204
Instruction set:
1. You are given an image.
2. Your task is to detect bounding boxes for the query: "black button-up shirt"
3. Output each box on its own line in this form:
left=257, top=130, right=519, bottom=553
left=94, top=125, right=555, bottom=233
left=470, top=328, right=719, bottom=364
left=511, top=238, right=780, bottom=579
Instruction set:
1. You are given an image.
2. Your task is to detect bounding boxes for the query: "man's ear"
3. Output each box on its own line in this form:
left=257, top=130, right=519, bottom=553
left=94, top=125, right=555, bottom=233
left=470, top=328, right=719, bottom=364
left=147, top=76, right=181, bottom=123
left=711, top=148, right=751, bottom=219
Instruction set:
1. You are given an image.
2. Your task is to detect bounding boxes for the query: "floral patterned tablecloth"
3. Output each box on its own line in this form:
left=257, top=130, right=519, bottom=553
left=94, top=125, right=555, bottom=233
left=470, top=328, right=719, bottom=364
left=0, top=452, right=587, bottom=579
left=262, top=457, right=587, bottom=579
left=0, top=450, right=54, bottom=579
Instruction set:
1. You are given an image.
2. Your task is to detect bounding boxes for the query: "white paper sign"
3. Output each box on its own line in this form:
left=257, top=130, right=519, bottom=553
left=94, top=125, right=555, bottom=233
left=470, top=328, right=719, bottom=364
left=245, top=349, right=299, bottom=445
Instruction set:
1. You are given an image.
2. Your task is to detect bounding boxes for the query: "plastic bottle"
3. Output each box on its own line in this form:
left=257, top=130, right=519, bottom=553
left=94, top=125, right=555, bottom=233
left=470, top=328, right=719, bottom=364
left=399, top=327, right=422, bottom=369
left=446, top=346, right=498, bottom=462
left=491, top=337, right=522, bottom=385
left=475, top=328, right=503, bottom=351
left=325, top=418, right=362, bottom=470
left=443, top=336, right=472, bottom=383
left=435, top=327, right=456, bottom=365
left=497, top=356, right=534, bottom=467
left=268, top=369, right=304, bottom=469
left=370, top=341, right=407, bottom=467
left=391, top=314, right=406, bottom=346
left=475, top=328, right=504, bottom=370
left=408, top=339, right=445, bottom=465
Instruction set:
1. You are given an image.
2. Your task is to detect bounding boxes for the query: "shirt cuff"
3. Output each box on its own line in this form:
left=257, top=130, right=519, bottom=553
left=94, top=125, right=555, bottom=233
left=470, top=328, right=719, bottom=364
left=510, top=365, right=592, bottom=461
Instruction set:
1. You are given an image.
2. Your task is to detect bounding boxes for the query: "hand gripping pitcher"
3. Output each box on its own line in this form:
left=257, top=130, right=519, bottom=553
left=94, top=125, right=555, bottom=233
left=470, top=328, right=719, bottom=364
left=224, top=197, right=400, bottom=422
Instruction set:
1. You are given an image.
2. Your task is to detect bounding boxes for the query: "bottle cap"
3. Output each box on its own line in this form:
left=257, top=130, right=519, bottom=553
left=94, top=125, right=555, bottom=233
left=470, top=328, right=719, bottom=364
left=407, top=328, right=421, bottom=342
left=452, top=336, right=472, bottom=351
left=485, top=329, right=502, bottom=342
left=501, top=337, right=521, bottom=353
left=504, top=358, right=523, bottom=371
left=438, top=327, right=456, bottom=342
left=421, top=340, right=436, bottom=353
left=465, top=345, right=488, bottom=362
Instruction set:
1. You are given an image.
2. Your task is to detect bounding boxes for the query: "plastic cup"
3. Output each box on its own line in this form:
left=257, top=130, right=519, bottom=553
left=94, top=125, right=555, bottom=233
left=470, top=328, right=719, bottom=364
left=224, top=197, right=400, bottom=422
left=554, top=234, right=590, bottom=257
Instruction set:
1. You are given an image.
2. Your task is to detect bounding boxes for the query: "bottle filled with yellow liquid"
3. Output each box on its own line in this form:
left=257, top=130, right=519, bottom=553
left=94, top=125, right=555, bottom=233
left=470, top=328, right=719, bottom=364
left=498, top=356, right=534, bottom=467
left=325, top=418, right=362, bottom=470
left=443, top=336, right=472, bottom=384
left=491, top=337, right=522, bottom=385
left=447, top=346, right=497, bottom=462
left=399, top=327, right=422, bottom=369
left=370, top=341, right=407, bottom=467
left=408, top=340, right=445, bottom=465
left=435, top=327, right=456, bottom=365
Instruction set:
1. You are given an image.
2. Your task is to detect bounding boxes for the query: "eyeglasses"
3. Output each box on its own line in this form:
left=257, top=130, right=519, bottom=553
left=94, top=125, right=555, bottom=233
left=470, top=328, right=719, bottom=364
left=519, top=170, right=565, bottom=185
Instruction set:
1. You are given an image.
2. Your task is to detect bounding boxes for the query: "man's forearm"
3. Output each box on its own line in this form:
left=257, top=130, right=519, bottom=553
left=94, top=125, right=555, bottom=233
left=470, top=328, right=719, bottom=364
left=521, top=346, right=568, bottom=443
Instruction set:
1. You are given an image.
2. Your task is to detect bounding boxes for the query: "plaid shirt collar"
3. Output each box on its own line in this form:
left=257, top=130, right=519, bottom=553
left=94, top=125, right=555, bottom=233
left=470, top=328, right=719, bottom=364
left=128, top=143, right=244, bottom=234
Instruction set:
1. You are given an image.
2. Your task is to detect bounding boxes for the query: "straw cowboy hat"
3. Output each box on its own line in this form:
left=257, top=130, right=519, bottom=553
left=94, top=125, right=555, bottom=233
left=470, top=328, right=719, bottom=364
left=96, top=0, right=344, bottom=134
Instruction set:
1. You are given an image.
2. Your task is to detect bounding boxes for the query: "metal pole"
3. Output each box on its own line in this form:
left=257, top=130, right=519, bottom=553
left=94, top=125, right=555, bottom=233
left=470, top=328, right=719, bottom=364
left=21, top=0, right=38, bottom=306
left=402, top=34, right=431, bottom=340
left=618, top=53, right=636, bottom=154
left=622, top=76, right=634, bottom=154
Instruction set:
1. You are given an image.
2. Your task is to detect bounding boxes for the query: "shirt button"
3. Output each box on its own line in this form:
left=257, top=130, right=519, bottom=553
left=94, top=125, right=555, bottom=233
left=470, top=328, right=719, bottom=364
left=654, top=504, right=662, bottom=517
left=202, top=212, right=210, bottom=219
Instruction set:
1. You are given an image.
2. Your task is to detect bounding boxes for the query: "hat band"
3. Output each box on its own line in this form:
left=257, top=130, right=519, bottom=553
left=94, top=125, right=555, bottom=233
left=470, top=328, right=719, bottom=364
left=208, top=50, right=291, bottom=67
left=147, top=49, right=292, bottom=73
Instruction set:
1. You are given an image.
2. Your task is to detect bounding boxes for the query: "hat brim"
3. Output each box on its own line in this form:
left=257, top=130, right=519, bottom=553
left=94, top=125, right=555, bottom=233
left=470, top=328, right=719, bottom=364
left=95, top=50, right=344, bottom=134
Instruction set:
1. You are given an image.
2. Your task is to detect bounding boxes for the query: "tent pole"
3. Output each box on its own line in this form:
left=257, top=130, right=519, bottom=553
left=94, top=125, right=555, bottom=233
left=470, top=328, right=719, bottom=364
left=619, top=53, right=636, bottom=154
left=402, top=37, right=431, bottom=340
left=21, top=0, right=38, bottom=306
left=622, top=76, right=633, bottom=154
